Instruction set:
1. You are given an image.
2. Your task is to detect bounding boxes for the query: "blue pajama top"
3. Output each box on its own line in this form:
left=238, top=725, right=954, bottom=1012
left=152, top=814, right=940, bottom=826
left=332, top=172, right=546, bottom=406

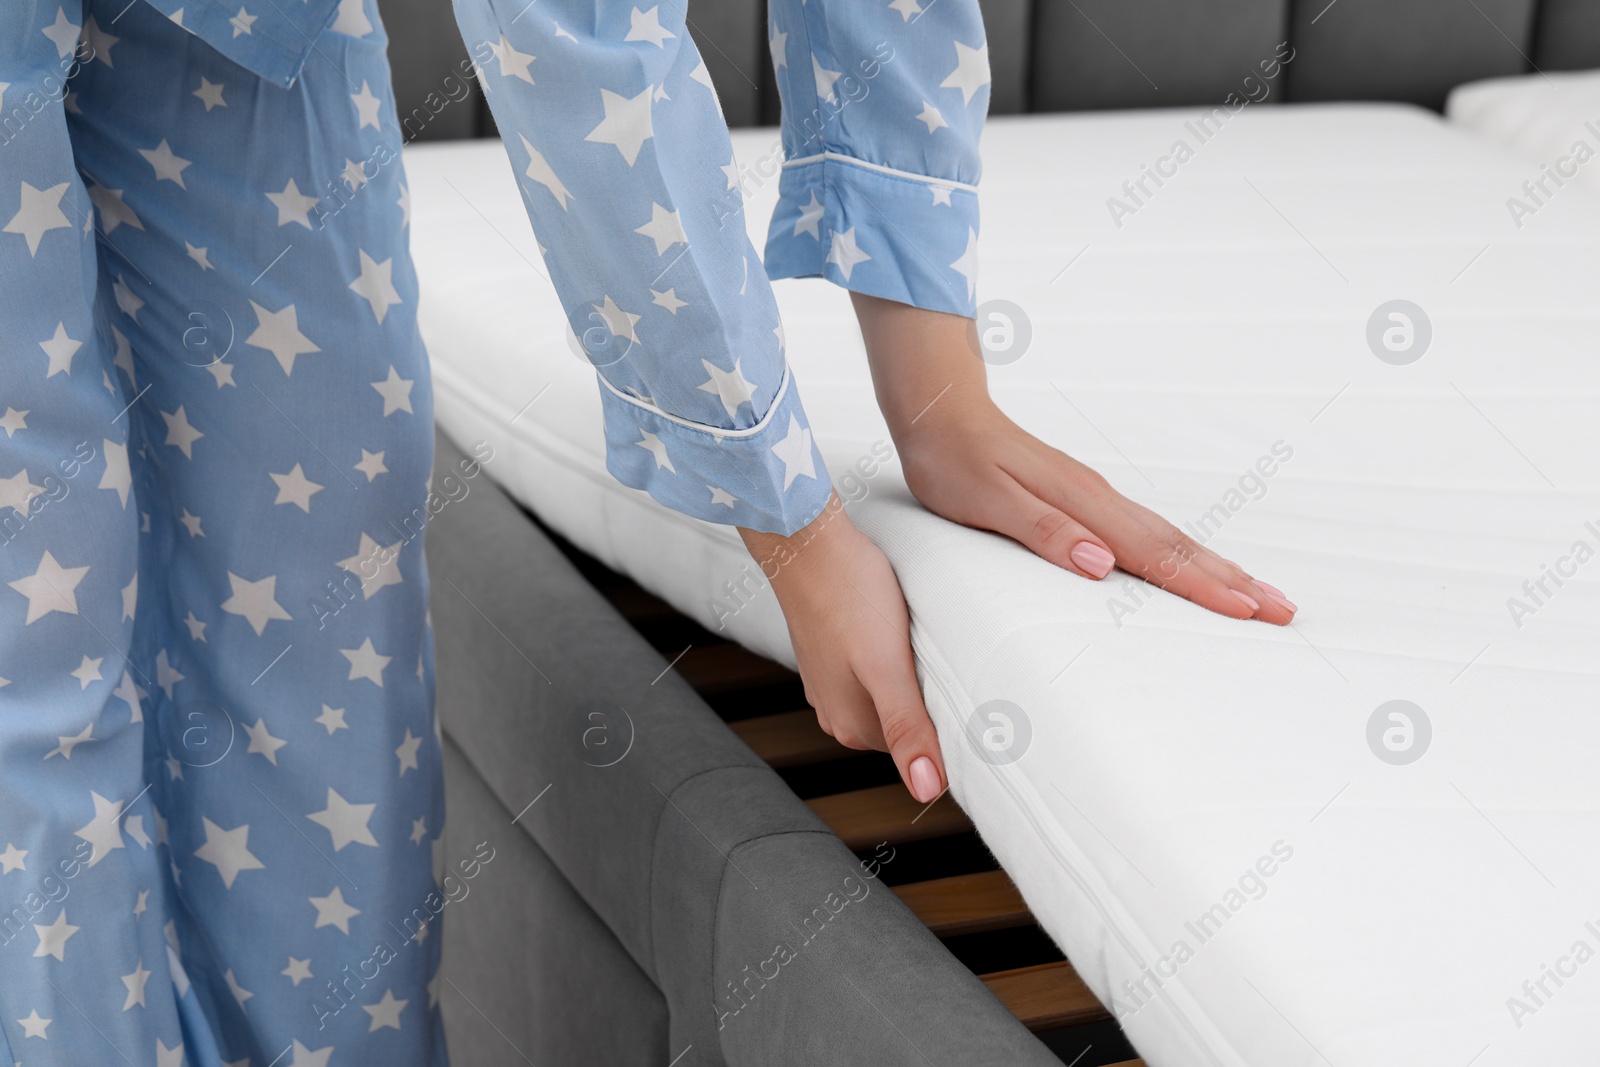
left=145, top=0, right=989, bottom=534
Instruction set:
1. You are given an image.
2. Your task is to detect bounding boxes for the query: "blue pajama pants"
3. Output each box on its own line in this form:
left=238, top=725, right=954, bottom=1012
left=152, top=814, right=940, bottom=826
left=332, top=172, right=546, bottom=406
left=1, top=3, right=445, bottom=1063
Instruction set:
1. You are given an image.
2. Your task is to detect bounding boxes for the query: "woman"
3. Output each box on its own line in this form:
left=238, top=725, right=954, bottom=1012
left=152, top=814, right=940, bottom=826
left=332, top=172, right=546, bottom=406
left=0, top=0, right=1293, bottom=1062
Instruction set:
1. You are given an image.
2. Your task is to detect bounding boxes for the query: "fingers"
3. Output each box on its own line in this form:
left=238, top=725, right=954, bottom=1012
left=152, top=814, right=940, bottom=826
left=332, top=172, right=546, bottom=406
left=1011, top=452, right=1298, bottom=626
left=981, top=470, right=1117, bottom=580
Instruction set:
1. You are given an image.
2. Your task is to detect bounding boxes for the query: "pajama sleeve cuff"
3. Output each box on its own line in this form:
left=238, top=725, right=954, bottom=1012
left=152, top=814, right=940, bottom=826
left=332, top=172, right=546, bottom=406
left=596, top=365, right=835, bottom=536
left=763, top=154, right=981, bottom=319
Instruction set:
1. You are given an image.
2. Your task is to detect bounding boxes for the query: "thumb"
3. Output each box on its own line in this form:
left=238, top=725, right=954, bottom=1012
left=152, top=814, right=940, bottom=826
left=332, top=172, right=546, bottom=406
left=861, top=657, right=945, bottom=804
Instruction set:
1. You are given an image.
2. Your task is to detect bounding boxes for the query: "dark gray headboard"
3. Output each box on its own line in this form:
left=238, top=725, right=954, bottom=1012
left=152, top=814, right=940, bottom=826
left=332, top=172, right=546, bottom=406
left=378, top=0, right=1600, bottom=140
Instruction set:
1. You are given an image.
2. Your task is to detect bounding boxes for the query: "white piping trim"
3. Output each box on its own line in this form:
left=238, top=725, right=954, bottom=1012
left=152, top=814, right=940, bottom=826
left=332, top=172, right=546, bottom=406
left=595, top=364, right=793, bottom=439
left=782, top=150, right=978, bottom=193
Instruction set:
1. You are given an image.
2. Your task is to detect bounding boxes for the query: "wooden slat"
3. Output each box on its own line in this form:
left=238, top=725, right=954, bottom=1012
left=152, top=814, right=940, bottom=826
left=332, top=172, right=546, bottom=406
left=981, top=961, right=1110, bottom=1032
left=673, top=644, right=797, bottom=695
left=806, top=784, right=972, bottom=850
left=729, top=709, right=850, bottom=768
left=602, top=584, right=680, bottom=626
left=890, top=870, right=1032, bottom=937
left=1106, top=1062, right=1146, bottom=1067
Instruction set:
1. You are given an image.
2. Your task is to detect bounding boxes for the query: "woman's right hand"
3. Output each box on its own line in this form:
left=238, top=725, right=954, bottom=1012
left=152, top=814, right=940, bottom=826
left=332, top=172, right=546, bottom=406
left=739, top=498, right=946, bottom=804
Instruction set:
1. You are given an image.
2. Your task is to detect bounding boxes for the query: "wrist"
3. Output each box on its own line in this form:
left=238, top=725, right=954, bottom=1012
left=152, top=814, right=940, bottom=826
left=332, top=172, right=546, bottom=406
left=738, top=491, right=860, bottom=592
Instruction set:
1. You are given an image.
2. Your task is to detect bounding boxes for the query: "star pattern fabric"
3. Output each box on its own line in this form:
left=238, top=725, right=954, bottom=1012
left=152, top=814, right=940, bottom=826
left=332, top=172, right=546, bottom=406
left=0, top=3, right=443, bottom=1063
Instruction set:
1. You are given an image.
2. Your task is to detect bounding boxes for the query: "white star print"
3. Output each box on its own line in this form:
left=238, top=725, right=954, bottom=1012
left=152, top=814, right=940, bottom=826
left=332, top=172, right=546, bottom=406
left=42, top=9, right=81, bottom=58
left=0, top=468, right=42, bottom=514
left=270, top=463, right=324, bottom=512
left=941, top=41, right=991, bottom=105
left=698, top=358, right=758, bottom=418
left=88, top=183, right=143, bottom=233
left=186, top=242, right=214, bottom=269
left=195, top=818, right=265, bottom=888
left=125, top=815, right=151, bottom=849
left=350, top=250, right=402, bottom=322
left=111, top=325, right=135, bottom=383
left=39, top=322, right=82, bottom=377
left=183, top=612, right=207, bottom=641
left=283, top=957, right=314, bottom=985
left=122, top=572, right=137, bottom=620
left=351, top=80, right=383, bottom=129
left=71, top=655, right=103, bottom=689
left=721, top=156, right=740, bottom=190
left=354, top=449, right=388, bottom=481
left=308, top=788, right=378, bottom=851
left=586, top=86, right=655, bottom=165
left=194, top=77, right=227, bottom=110
left=134, top=889, right=149, bottom=917
left=156, top=648, right=184, bottom=699
left=224, top=969, right=254, bottom=1007
left=635, top=431, right=675, bottom=472
left=931, top=185, right=953, bottom=206
left=246, top=300, right=320, bottom=374
left=229, top=7, right=256, bottom=36
left=397, top=181, right=411, bottom=225
left=489, top=36, right=535, bottom=84
left=8, top=550, right=89, bottom=624
left=826, top=226, right=872, bottom=281
left=396, top=729, right=422, bottom=776
left=642, top=289, right=685, bottom=319
left=626, top=6, right=676, bottom=46
left=890, top=0, right=923, bottom=18
left=221, top=572, right=291, bottom=635
left=82, top=15, right=120, bottom=65
left=915, top=101, right=948, bottom=132
left=179, top=509, right=204, bottom=537
left=371, top=366, right=414, bottom=415
left=338, top=533, right=406, bottom=598
left=793, top=190, right=824, bottom=239
left=364, top=989, right=408, bottom=1031
left=813, top=55, right=843, bottom=105
left=950, top=226, right=979, bottom=300
left=0, top=407, right=27, bottom=436
left=592, top=294, right=643, bottom=347
left=315, top=705, right=348, bottom=734
left=113, top=671, right=143, bottom=721
left=206, top=363, right=233, bottom=390
left=5, top=181, right=72, bottom=256
left=341, top=637, right=391, bottom=686
left=330, top=0, right=372, bottom=36
left=157, top=1038, right=185, bottom=1067
left=99, top=437, right=131, bottom=507
left=122, top=959, right=151, bottom=1010
left=634, top=202, right=686, bottom=254
left=113, top=275, right=144, bottom=320
left=516, top=134, right=573, bottom=209
left=139, top=139, right=192, bottom=187
left=267, top=178, right=320, bottom=229
left=243, top=718, right=287, bottom=764
left=161, top=405, right=203, bottom=457
left=45, top=723, right=93, bottom=761
left=709, top=485, right=738, bottom=508
left=771, top=416, right=818, bottom=490
left=287, top=1038, right=335, bottom=1067
left=33, top=910, right=79, bottom=961
left=769, top=26, right=788, bottom=69
left=1, top=843, right=26, bottom=873
left=17, top=1009, right=50, bottom=1039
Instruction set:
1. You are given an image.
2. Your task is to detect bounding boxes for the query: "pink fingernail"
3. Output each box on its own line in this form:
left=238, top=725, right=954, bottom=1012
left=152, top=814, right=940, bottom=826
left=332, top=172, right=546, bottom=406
left=1256, top=580, right=1286, bottom=598
left=909, top=757, right=941, bottom=803
left=1266, top=592, right=1298, bottom=613
left=1069, top=541, right=1115, bottom=579
left=1230, top=589, right=1260, bottom=613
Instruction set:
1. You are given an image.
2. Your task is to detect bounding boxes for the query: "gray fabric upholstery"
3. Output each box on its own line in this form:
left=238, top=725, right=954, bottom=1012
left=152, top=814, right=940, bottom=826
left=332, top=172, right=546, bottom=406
left=1534, top=0, right=1600, bottom=70
left=1031, top=0, right=1290, bottom=112
left=374, top=0, right=481, bottom=141
left=1285, top=0, right=1538, bottom=109
left=439, top=735, right=670, bottom=1066
left=426, top=431, right=1058, bottom=1065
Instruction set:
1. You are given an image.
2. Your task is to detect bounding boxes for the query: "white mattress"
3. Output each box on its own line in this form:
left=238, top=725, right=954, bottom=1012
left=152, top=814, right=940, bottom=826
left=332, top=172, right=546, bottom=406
left=406, top=103, right=1600, bottom=1067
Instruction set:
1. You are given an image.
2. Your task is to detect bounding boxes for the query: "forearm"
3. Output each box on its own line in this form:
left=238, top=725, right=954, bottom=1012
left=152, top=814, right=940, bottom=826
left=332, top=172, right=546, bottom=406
left=850, top=290, right=999, bottom=442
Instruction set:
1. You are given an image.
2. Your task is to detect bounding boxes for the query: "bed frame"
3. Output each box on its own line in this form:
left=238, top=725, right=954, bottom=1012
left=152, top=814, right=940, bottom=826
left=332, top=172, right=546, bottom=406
left=394, top=1, right=1600, bottom=1063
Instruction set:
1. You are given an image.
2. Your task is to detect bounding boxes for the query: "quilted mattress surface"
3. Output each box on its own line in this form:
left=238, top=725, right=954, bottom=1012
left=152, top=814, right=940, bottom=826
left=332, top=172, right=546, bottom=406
left=405, top=104, right=1600, bottom=1067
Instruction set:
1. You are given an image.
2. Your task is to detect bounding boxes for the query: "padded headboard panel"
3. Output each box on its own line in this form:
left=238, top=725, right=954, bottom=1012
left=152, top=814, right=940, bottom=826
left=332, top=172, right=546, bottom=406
left=376, top=0, right=1600, bottom=132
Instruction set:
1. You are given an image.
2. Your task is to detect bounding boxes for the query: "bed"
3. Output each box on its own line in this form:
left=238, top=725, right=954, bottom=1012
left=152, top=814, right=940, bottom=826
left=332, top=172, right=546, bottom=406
left=409, top=90, right=1600, bottom=1065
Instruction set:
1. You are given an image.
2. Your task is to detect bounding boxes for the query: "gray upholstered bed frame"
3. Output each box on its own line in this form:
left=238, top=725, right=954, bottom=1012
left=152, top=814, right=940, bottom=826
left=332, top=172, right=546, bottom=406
left=403, top=2, right=1600, bottom=1064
